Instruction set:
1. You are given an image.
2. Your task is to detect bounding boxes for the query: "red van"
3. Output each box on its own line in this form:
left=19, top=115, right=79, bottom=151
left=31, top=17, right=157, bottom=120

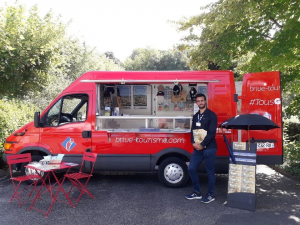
left=2, top=71, right=283, bottom=187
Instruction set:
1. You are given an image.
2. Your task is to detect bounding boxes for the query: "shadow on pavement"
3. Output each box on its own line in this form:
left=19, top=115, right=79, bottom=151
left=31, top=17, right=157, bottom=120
left=217, top=165, right=300, bottom=224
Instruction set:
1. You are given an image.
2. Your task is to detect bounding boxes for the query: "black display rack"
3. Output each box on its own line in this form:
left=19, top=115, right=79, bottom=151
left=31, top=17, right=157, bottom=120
left=227, top=142, right=257, bottom=211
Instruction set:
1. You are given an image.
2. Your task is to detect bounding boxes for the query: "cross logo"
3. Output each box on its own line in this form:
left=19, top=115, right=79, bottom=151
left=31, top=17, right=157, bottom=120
left=62, top=137, right=76, bottom=152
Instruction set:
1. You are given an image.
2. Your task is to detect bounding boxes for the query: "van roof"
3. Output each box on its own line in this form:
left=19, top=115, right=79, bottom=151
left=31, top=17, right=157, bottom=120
left=79, top=70, right=233, bottom=84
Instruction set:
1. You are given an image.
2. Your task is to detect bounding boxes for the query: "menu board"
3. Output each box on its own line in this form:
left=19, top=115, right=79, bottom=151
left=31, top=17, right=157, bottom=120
left=230, top=142, right=257, bottom=165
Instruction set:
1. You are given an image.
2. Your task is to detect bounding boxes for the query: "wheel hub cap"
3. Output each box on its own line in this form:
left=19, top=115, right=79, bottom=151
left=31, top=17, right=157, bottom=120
left=164, top=163, right=184, bottom=184
left=25, top=167, right=43, bottom=180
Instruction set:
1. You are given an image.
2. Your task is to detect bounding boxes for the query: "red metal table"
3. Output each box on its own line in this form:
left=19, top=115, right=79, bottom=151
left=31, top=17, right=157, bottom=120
left=25, top=162, right=79, bottom=218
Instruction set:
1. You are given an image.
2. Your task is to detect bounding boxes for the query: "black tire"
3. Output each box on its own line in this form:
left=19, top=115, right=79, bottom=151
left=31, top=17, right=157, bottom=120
left=158, top=157, right=189, bottom=188
left=21, top=154, right=45, bottom=185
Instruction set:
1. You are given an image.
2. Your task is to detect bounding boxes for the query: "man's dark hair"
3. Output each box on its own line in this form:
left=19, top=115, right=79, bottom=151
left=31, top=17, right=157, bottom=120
left=195, top=93, right=206, bottom=100
left=195, top=93, right=206, bottom=101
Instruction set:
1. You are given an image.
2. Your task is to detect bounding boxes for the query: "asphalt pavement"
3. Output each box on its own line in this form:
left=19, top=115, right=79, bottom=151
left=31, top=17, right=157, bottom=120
left=0, top=165, right=299, bottom=225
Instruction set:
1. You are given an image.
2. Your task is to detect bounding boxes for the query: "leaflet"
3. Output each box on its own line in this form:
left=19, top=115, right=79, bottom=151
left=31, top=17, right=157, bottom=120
left=193, top=129, right=207, bottom=143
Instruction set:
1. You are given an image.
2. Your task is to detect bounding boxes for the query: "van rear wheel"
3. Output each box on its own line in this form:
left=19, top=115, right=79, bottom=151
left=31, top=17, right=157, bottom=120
left=158, top=157, right=189, bottom=188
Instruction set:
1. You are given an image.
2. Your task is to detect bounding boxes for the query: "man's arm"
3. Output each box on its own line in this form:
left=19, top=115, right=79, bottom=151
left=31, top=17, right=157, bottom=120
left=190, top=115, right=195, bottom=144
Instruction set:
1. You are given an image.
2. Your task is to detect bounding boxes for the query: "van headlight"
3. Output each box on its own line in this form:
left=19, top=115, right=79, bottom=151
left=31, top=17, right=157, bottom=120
left=4, top=142, right=12, bottom=150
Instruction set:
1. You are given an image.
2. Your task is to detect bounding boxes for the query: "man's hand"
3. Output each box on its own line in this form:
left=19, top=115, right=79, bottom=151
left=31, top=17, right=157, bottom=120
left=192, top=143, right=204, bottom=151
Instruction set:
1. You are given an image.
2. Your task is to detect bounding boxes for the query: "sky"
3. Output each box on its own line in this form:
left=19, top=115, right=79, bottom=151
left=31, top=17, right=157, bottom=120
left=1, top=0, right=216, bottom=61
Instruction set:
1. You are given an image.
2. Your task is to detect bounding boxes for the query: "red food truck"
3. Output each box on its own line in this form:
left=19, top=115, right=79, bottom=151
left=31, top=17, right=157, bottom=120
left=2, top=71, right=283, bottom=187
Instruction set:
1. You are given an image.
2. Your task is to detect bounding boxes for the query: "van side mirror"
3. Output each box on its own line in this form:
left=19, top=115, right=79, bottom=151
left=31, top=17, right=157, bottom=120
left=34, top=111, right=41, bottom=128
left=233, top=94, right=238, bottom=102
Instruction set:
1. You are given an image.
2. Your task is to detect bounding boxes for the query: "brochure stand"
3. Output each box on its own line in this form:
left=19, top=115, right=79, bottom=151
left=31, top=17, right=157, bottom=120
left=227, top=142, right=257, bottom=211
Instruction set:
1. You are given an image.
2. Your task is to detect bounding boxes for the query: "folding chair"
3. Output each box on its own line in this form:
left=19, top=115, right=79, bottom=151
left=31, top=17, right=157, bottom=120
left=63, top=152, right=97, bottom=204
left=7, top=153, right=41, bottom=207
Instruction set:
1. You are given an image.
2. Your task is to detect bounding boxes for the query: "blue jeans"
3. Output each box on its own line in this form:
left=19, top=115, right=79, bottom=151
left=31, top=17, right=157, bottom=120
left=188, top=148, right=217, bottom=195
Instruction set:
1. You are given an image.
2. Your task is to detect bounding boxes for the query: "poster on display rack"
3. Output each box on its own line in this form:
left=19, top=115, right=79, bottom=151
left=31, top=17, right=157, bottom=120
left=133, top=86, right=147, bottom=109
left=117, top=86, right=131, bottom=109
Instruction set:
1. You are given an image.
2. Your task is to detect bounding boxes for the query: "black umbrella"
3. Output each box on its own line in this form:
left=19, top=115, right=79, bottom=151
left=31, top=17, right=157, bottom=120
left=220, top=114, right=279, bottom=131
left=220, top=114, right=280, bottom=150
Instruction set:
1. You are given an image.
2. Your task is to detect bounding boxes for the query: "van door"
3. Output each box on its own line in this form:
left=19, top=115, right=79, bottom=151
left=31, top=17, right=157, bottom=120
left=40, top=93, right=92, bottom=164
left=241, top=71, right=283, bottom=164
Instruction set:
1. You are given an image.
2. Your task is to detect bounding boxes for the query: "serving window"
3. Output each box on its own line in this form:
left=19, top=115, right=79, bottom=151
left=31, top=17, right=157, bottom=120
left=95, top=83, right=207, bottom=132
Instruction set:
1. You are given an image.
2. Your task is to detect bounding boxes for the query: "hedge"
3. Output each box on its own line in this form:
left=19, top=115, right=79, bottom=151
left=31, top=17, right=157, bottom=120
left=282, top=116, right=300, bottom=177
left=0, top=98, right=37, bottom=152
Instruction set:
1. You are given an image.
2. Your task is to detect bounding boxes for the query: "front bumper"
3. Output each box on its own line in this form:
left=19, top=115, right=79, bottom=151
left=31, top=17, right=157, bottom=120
left=1, top=152, right=11, bottom=164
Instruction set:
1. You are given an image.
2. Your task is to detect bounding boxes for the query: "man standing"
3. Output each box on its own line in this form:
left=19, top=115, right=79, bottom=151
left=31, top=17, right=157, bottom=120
left=185, top=93, right=218, bottom=203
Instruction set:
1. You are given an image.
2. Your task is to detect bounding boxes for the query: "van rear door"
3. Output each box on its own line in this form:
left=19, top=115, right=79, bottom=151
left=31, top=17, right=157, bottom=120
left=241, top=71, right=283, bottom=164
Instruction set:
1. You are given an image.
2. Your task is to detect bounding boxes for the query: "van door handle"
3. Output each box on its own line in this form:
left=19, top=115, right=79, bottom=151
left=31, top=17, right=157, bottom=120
left=82, top=131, right=91, bottom=138
left=107, top=132, right=112, bottom=142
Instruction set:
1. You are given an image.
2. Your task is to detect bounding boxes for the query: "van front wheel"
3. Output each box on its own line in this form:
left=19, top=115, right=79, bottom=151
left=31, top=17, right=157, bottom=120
left=158, top=157, right=189, bottom=188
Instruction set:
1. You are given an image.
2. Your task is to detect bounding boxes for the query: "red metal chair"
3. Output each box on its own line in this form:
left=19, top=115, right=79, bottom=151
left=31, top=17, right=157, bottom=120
left=63, top=152, right=97, bottom=204
left=7, top=153, right=41, bottom=207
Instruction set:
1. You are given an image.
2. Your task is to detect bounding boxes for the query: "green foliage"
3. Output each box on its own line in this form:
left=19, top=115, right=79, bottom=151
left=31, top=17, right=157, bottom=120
left=175, top=0, right=300, bottom=114
left=0, top=98, right=37, bottom=151
left=23, top=41, right=125, bottom=111
left=158, top=50, right=191, bottom=71
left=0, top=4, right=68, bottom=97
left=25, top=72, right=73, bottom=111
left=64, top=42, right=124, bottom=81
left=105, top=51, right=123, bottom=66
left=0, top=3, right=125, bottom=161
left=125, top=48, right=161, bottom=71
left=124, top=47, right=190, bottom=71
left=0, top=3, right=126, bottom=167
left=284, top=164, right=300, bottom=178
left=282, top=116, right=300, bottom=177
left=285, top=122, right=300, bottom=142
left=0, top=3, right=124, bottom=110
left=284, top=142, right=300, bottom=165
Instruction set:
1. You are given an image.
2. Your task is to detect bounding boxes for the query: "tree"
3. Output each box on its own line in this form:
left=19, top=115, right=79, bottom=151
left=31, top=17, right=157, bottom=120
left=157, top=50, right=190, bottom=71
left=0, top=4, right=69, bottom=97
left=0, top=3, right=125, bottom=160
left=175, top=0, right=300, bottom=115
left=104, top=51, right=122, bottom=66
left=64, top=42, right=124, bottom=81
left=124, top=47, right=190, bottom=71
left=124, top=48, right=161, bottom=71
left=26, top=41, right=124, bottom=111
left=0, top=98, right=37, bottom=151
left=0, top=3, right=124, bottom=105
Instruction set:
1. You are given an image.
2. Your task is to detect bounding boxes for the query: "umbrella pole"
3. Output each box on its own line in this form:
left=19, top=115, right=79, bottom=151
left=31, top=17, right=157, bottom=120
left=248, top=125, right=250, bottom=150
